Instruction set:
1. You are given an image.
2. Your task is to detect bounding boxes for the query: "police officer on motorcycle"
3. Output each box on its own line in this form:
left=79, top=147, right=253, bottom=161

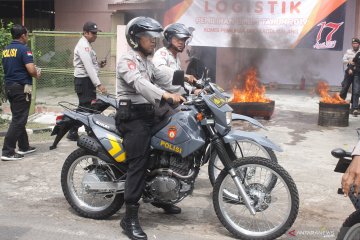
left=153, top=23, right=201, bottom=95
left=116, top=17, right=185, bottom=240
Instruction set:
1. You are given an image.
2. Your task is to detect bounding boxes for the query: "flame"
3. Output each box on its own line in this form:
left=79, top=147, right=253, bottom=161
left=317, top=81, right=347, bottom=104
left=231, top=68, right=271, bottom=103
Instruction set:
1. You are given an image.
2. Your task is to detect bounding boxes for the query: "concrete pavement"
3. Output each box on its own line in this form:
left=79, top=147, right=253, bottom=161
left=0, top=89, right=359, bottom=240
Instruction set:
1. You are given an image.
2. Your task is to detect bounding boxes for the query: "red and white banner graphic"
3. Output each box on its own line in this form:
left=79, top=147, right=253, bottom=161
left=164, top=0, right=347, bottom=50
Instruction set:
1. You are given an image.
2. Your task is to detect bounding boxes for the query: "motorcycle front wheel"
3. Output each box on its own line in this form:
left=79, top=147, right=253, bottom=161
left=337, top=210, right=360, bottom=240
left=213, top=157, right=299, bottom=240
left=208, top=140, right=278, bottom=186
left=61, top=148, right=125, bottom=219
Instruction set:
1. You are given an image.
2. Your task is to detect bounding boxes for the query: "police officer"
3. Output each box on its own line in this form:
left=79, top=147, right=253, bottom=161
left=1, top=25, right=40, bottom=161
left=340, top=38, right=360, bottom=101
left=352, top=50, right=360, bottom=116
left=152, top=23, right=201, bottom=95
left=67, top=21, right=107, bottom=140
left=116, top=17, right=185, bottom=240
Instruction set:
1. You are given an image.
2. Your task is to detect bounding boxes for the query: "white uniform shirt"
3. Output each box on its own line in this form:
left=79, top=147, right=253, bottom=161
left=153, top=47, right=192, bottom=94
left=343, top=48, right=359, bottom=69
left=117, top=49, right=166, bottom=106
left=73, top=36, right=101, bottom=87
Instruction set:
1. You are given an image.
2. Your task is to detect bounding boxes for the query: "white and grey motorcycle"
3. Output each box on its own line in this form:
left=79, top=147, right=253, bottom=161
left=50, top=77, right=299, bottom=240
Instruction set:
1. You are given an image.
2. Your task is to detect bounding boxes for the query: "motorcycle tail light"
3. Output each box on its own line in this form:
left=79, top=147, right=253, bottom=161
left=55, top=114, right=64, bottom=124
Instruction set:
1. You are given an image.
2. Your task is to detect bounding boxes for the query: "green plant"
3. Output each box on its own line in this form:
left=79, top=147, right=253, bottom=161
left=0, top=21, right=13, bottom=103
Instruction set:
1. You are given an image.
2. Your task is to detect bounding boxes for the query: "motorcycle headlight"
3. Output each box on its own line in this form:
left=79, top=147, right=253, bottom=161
left=226, top=112, right=232, bottom=125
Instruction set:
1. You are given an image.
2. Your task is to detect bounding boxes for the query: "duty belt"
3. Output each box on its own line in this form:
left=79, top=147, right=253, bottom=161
left=130, top=104, right=154, bottom=111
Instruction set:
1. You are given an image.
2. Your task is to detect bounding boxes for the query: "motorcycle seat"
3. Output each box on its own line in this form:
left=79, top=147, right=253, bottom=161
left=92, top=114, right=120, bottom=135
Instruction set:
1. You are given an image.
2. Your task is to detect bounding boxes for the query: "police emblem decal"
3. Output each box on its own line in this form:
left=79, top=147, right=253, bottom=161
left=127, top=61, right=136, bottom=70
left=168, top=126, right=177, bottom=141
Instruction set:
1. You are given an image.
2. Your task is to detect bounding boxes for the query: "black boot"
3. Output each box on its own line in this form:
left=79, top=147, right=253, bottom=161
left=66, top=128, right=79, bottom=141
left=120, top=203, right=147, bottom=240
left=151, top=202, right=181, bottom=214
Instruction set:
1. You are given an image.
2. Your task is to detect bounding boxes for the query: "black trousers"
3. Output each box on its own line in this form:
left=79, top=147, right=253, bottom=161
left=2, top=84, right=31, bottom=156
left=69, top=77, right=97, bottom=134
left=117, top=109, right=155, bottom=204
left=340, top=71, right=354, bottom=100
left=352, top=75, right=360, bottom=110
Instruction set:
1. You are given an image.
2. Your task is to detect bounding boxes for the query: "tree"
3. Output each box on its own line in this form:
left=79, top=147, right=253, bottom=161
left=0, top=21, right=13, bottom=104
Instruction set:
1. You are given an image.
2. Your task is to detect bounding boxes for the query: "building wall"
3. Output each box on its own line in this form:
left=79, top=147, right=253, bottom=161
left=54, top=0, right=360, bottom=88
left=54, top=0, right=114, bottom=32
left=216, top=0, right=358, bottom=88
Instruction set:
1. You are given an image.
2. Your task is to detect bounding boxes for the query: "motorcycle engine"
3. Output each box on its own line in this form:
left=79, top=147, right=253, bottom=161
left=148, top=176, right=180, bottom=202
left=145, top=153, right=193, bottom=203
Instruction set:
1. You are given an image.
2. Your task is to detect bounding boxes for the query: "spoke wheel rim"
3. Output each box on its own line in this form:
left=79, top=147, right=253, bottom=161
left=67, top=155, right=116, bottom=212
left=218, top=163, right=292, bottom=237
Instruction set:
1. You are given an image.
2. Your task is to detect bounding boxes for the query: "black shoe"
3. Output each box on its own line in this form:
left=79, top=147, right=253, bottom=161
left=17, top=146, right=36, bottom=155
left=1, top=153, right=24, bottom=161
left=353, top=109, right=359, bottom=117
left=120, top=203, right=147, bottom=240
left=66, top=132, right=79, bottom=141
left=151, top=202, right=181, bottom=214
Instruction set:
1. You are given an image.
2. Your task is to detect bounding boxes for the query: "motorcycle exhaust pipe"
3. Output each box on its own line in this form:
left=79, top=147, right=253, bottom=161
left=149, top=168, right=197, bottom=180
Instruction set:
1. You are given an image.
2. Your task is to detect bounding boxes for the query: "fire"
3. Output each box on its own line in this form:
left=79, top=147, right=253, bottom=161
left=231, top=68, right=271, bottom=103
left=317, top=81, right=347, bottom=104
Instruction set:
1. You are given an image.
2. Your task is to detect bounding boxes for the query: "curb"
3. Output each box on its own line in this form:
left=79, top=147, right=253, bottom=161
left=0, top=127, right=53, bottom=137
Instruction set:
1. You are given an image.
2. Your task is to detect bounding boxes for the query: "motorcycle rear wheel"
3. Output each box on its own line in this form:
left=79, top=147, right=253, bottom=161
left=61, top=148, right=124, bottom=219
left=337, top=210, right=360, bottom=240
left=213, top=157, right=299, bottom=240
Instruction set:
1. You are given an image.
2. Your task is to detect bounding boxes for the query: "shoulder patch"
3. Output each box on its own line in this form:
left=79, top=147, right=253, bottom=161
left=26, top=51, right=33, bottom=56
left=85, top=47, right=90, bottom=52
left=127, top=61, right=136, bottom=70
left=160, top=51, right=167, bottom=56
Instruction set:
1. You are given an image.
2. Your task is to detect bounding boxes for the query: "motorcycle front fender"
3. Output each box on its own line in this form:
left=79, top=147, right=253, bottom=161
left=232, top=113, right=266, bottom=129
left=223, top=129, right=283, bottom=152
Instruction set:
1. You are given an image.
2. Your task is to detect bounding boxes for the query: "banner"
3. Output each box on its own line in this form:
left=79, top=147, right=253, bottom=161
left=164, top=0, right=347, bottom=50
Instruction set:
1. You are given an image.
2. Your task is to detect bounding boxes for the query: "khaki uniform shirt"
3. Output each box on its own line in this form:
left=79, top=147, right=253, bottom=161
left=153, top=47, right=192, bottom=95
left=117, top=49, right=166, bottom=106
left=352, top=140, right=360, bottom=156
left=73, top=36, right=101, bottom=87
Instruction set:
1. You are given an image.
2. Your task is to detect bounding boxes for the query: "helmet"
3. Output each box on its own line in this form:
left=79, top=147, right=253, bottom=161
left=125, top=17, right=163, bottom=50
left=163, top=23, right=192, bottom=47
left=352, top=38, right=360, bottom=44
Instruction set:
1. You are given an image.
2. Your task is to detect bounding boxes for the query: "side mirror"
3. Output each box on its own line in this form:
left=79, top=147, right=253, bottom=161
left=172, top=70, right=185, bottom=87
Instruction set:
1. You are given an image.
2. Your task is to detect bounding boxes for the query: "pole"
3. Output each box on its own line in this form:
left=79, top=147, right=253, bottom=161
left=29, top=34, right=36, bottom=115
left=22, top=0, right=25, bottom=25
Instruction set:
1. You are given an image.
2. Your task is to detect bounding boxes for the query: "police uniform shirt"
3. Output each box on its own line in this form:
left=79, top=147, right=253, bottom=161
left=117, top=49, right=165, bottom=106
left=2, top=40, right=34, bottom=85
left=153, top=47, right=192, bottom=94
left=343, top=48, right=359, bottom=68
left=73, top=36, right=101, bottom=87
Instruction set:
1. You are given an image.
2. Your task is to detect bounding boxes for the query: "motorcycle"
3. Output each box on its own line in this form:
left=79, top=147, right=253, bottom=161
left=50, top=77, right=299, bottom=239
left=51, top=72, right=279, bottom=186
left=333, top=129, right=360, bottom=240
